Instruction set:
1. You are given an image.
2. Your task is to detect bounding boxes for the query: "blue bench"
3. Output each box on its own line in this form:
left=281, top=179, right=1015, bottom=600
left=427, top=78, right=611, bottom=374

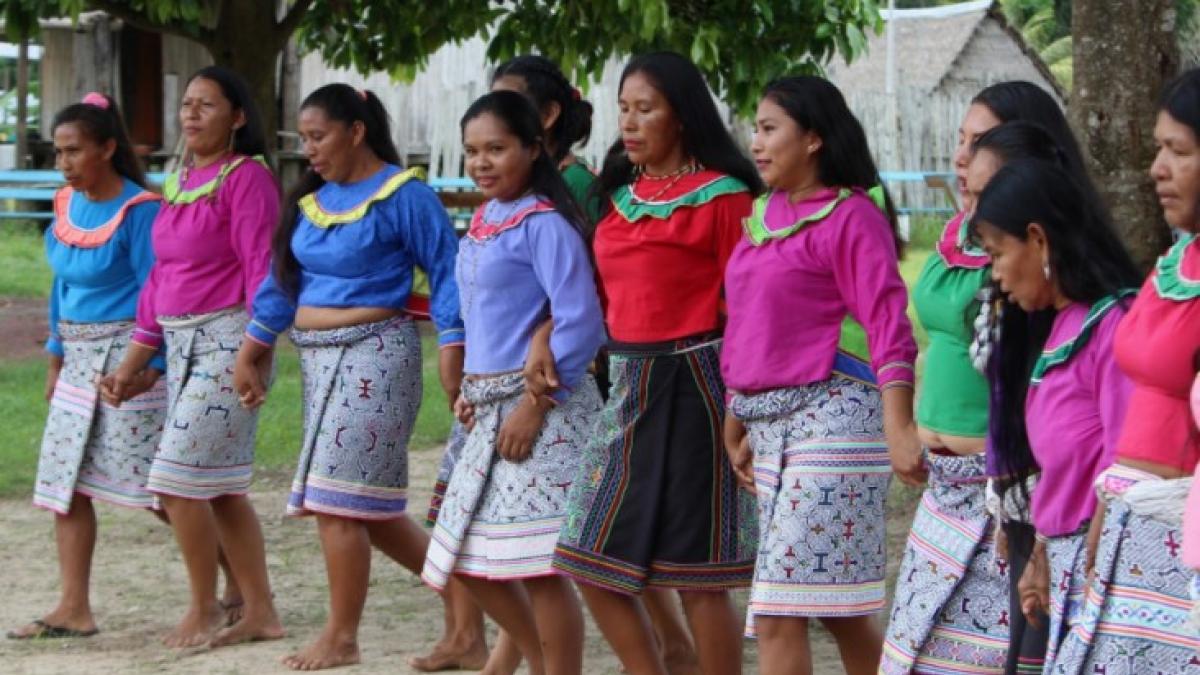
left=0, top=170, right=956, bottom=220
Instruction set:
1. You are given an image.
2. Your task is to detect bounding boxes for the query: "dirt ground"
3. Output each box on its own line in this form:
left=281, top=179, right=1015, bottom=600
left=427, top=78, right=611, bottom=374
left=0, top=296, right=50, bottom=361
left=0, top=441, right=921, bottom=675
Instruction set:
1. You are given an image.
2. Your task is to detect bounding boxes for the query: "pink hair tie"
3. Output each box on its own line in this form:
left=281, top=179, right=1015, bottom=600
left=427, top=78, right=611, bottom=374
left=81, top=92, right=109, bottom=110
left=571, top=87, right=581, bottom=101
left=358, top=89, right=368, bottom=101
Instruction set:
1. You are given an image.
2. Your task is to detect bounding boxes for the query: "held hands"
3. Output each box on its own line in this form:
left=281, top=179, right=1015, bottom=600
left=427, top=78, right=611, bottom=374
left=723, top=413, right=755, bottom=493
left=886, top=420, right=927, bottom=487
left=497, top=395, right=550, bottom=463
left=98, top=362, right=153, bottom=406
left=1018, top=539, right=1051, bottom=629
left=454, top=393, right=476, bottom=431
left=523, top=318, right=559, bottom=406
left=233, top=348, right=273, bottom=409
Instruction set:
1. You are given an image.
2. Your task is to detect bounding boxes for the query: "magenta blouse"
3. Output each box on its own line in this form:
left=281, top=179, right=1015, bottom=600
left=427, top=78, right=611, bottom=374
left=1024, top=300, right=1132, bottom=537
left=133, top=156, right=278, bottom=348
left=721, top=188, right=916, bottom=393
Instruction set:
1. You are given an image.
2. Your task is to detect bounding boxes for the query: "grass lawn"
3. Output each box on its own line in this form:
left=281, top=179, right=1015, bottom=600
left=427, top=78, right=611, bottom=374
left=0, top=222, right=933, bottom=499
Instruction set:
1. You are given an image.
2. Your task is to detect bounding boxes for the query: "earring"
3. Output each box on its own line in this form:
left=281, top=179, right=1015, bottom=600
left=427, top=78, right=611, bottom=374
left=807, top=145, right=816, bottom=153
left=1042, top=260, right=1051, bottom=280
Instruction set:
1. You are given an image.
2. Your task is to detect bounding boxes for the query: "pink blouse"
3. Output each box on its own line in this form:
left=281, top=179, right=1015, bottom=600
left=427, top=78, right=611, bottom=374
left=133, top=157, right=278, bottom=348
left=722, top=188, right=916, bottom=393
left=1025, top=302, right=1132, bottom=537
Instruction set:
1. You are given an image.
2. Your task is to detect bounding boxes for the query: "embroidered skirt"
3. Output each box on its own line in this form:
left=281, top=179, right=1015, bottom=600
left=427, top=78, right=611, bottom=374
left=881, top=452, right=1009, bottom=674
left=34, top=321, right=168, bottom=514
left=422, top=372, right=602, bottom=590
left=552, top=338, right=757, bottom=594
left=1049, top=481, right=1199, bottom=675
left=146, top=308, right=260, bottom=500
left=731, top=370, right=890, bottom=634
left=426, top=421, right=468, bottom=527
left=287, top=317, right=421, bottom=520
left=1040, top=529, right=1089, bottom=673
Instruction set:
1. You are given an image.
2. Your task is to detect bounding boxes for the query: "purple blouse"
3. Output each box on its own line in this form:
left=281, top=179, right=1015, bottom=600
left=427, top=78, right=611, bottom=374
left=1024, top=301, right=1132, bottom=537
left=721, top=188, right=916, bottom=393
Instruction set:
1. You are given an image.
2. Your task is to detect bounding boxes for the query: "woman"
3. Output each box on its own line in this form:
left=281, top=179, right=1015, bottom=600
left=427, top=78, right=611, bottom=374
left=882, top=80, right=1101, bottom=675
left=6, top=94, right=164, bottom=640
left=721, top=76, right=917, bottom=675
left=968, top=159, right=1142, bottom=673
left=101, top=66, right=282, bottom=649
left=1051, top=67, right=1200, bottom=674
left=420, top=89, right=605, bottom=675
left=548, top=51, right=761, bottom=675
left=883, top=120, right=1092, bottom=675
left=234, top=83, right=471, bottom=671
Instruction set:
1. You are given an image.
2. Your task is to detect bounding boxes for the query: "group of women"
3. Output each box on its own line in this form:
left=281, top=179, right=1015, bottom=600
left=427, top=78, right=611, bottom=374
left=8, top=45, right=1200, bottom=675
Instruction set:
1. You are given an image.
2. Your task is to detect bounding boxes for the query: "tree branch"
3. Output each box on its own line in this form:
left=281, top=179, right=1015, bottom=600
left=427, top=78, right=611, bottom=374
left=277, top=0, right=316, bottom=45
left=84, top=0, right=215, bottom=44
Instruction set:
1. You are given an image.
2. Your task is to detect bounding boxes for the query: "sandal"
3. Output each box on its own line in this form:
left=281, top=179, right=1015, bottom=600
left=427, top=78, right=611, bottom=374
left=7, top=619, right=99, bottom=640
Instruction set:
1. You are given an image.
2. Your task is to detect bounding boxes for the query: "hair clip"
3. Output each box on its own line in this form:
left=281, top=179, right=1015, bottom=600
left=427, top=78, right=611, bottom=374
left=571, top=87, right=581, bottom=101
left=81, top=92, right=110, bottom=110
left=358, top=89, right=368, bottom=101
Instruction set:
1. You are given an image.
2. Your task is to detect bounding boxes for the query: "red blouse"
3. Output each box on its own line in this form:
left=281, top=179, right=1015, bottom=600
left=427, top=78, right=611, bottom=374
left=592, top=170, right=752, bottom=343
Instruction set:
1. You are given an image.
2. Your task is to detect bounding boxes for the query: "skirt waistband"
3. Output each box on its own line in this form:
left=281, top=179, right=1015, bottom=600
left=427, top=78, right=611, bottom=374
left=57, top=319, right=135, bottom=341
left=289, top=315, right=412, bottom=348
left=158, top=305, right=244, bottom=328
left=606, top=332, right=721, bottom=357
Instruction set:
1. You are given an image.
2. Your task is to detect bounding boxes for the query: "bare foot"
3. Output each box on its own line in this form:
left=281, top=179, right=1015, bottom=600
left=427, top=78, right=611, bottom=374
left=220, top=599, right=244, bottom=627
left=282, top=628, right=361, bottom=671
left=163, top=604, right=223, bottom=648
left=408, top=637, right=490, bottom=672
left=210, top=609, right=286, bottom=648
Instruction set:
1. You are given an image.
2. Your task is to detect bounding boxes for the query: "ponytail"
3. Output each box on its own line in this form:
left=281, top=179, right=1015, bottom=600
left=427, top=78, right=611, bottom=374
left=493, top=55, right=593, bottom=164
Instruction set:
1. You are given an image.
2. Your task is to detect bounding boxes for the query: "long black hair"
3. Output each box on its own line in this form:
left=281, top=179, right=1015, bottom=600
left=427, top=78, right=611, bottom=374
left=492, top=55, right=592, bottom=165
left=971, top=81, right=1086, bottom=178
left=187, top=65, right=269, bottom=159
left=462, top=90, right=589, bottom=241
left=1160, top=67, right=1200, bottom=138
left=52, top=94, right=148, bottom=189
left=596, top=52, right=763, bottom=206
left=972, top=159, right=1141, bottom=486
left=763, top=75, right=902, bottom=254
left=275, top=84, right=400, bottom=295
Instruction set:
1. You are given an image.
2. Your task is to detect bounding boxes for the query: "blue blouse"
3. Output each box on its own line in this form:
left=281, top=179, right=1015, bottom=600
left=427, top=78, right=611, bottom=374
left=458, top=194, right=606, bottom=402
left=249, top=165, right=465, bottom=347
left=45, top=178, right=165, bottom=371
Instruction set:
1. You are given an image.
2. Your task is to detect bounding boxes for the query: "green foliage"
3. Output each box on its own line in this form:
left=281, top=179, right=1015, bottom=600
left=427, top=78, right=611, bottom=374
left=0, top=221, right=51, bottom=297
left=485, top=0, right=883, bottom=117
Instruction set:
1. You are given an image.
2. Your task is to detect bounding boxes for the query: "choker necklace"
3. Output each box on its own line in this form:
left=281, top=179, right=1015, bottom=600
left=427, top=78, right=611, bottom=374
left=630, top=162, right=698, bottom=204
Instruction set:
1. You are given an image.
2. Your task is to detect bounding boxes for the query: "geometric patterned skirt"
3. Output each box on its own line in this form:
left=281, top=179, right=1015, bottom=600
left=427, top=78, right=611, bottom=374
left=1042, top=529, right=1089, bottom=673
left=730, top=365, right=890, bottom=636
left=552, top=338, right=757, bottom=595
left=425, top=421, right=468, bottom=527
left=146, top=308, right=260, bottom=501
left=422, top=372, right=602, bottom=591
left=881, top=452, right=1009, bottom=673
left=287, top=317, right=421, bottom=520
left=1048, top=479, right=1200, bottom=675
left=34, top=321, right=168, bottom=514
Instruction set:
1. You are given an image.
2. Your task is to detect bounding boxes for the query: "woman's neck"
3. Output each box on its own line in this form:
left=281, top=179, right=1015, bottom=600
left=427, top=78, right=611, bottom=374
left=191, top=147, right=231, bottom=170
left=783, top=178, right=827, bottom=204
left=342, top=152, right=386, bottom=185
left=83, top=168, right=126, bottom=202
left=643, top=147, right=688, bottom=177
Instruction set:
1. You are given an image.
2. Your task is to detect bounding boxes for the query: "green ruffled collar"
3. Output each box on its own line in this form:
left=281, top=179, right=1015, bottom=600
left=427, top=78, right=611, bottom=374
left=1153, top=234, right=1200, bottom=301
left=163, top=155, right=268, bottom=205
left=1030, top=291, right=1135, bottom=384
left=610, top=174, right=747, bottom=222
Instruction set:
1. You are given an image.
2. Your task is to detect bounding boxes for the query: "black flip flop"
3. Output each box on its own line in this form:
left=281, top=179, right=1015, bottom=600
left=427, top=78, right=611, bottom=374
left=6, top=619, right=99, bottom=640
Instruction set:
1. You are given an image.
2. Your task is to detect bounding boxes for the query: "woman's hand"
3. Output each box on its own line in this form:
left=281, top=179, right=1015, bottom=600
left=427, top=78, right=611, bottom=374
left=1018, top=538, right=1051, bottom=629
left=886, top=419, right=927, bottom=487
left=454, top=393, right=476, bottom=431
left=994, top=522, right=1009, bottom=561
left=723, top=413, right=755, bottom=492
left=119, top=368, right=162, bottom=401
left=439, top=345, right=465, bottom=412
left=497, top=396, right=550, bottom=463
left=1084, top=500, right=1107, bottom=579
left=523, top=318, right=558, bottom=403
left=45, top=355, right=63, bottom=402
left=99, top=362, right=140, bottom=406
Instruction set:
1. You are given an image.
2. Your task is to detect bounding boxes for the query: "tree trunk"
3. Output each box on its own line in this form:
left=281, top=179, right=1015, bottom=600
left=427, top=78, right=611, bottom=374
left=15, top=39, right=28, bottom=169
left=1071, top=0, right=1178, bottom=271
left=202, top=1, right=286, bottom=159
